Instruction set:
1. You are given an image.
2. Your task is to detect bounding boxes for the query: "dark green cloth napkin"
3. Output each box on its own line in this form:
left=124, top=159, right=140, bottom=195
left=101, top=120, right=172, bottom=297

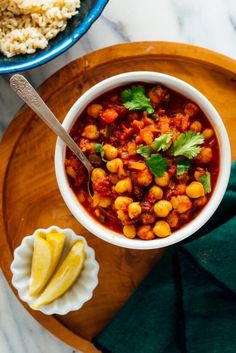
left=93, top=163, right=236, bottom=353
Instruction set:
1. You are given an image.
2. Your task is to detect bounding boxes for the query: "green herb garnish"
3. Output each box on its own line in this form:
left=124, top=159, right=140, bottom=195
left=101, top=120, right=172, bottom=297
left=121, top=85, right=154, bottom=114
left=176, top=160, right=191, bottom=176
left=152, top=133, right=172, bottom=152
left=171, top=131, right=204, bottom=159
left=94, top=143, right=107, bottom=162
left=199, top=171, right=211, bottom=193
left=137, top=144, right=152, bottom=158
left=146, top=153, right=168, bottom=177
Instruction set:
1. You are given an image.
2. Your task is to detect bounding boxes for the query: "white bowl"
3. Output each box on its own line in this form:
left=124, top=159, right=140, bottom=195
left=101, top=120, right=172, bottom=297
left=55, top=72, right=231, bottom=250
left=11, top=226, right=99, bottom=315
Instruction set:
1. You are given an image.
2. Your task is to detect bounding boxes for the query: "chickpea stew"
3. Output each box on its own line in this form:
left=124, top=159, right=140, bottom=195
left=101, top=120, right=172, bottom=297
left=65, top=83, right=219, bottom=240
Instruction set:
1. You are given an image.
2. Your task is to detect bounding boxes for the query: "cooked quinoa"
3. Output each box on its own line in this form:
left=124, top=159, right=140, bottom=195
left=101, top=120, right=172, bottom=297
left=0, top=0, right=81, bottom=57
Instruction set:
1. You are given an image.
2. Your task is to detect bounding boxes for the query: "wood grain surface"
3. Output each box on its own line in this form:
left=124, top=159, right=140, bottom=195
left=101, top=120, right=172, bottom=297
left=0, top=42, right=236, bottom=352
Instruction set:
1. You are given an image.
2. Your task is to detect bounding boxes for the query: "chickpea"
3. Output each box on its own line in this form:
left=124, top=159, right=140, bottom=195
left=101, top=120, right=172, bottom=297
left=87, top=104, right=103, bottom=118
left=114, top=196, right=133, bottom=210
left=66, top=166, right=76, bottom=180
left=190, top=120, right=202, bottom=132
left=123, top=225, right=136, bottom=239
left=127, top=141, right=137, bottom=156
left=136, top=168, right=153, bottom=186
left=128, top=202, right=142, bottom=219
left=117, top=210, right=129, bottom=224
left=166, top=211, right=179, bottom=228
left=171, top=195, right=192, bottom=214
left=99, top=197, right=112, bottom=208
left=155, top=172, right=170, bottom=187
left=103, top=144, right=118, bottom=160
left=197, top=147, right=213, bottom=164
left=153, top=221, right=171, bottom=238
left=91, top=168, right=106, bottom=183
left=147, top=185, right=163, bottom=203
left=203, top=128, right=214, bottom=139
left=137, top=225, right=155, bottom=240
left=93, top=192, right=101, bottom=207
left=93, top=193, right=111, bottom=208
left=115, top=177, right=132, bottom=194
left=186, top=182, right=205, bottom=198
left=106, top=158, right=125, bottom=177
left=154, top=200, right=172, bottom=218
left=82, top=125, right=99, bottom=140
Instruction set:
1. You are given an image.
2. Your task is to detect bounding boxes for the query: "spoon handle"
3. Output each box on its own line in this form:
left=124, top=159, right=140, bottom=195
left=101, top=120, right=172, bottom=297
left=10, top=74, right=93, bottom=174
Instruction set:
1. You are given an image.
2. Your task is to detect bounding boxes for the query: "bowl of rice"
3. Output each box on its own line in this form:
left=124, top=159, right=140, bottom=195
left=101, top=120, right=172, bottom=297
left=0, top=0, right=109, bottom=74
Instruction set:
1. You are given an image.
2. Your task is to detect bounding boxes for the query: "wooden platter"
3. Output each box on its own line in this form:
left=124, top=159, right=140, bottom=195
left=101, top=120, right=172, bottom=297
left=0, top=42, right=236, bottom=352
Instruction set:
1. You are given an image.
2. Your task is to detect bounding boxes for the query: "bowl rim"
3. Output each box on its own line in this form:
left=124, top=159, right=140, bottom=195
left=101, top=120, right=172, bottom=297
left=0, top=0, right=109, bottom=75
left=55, top=71, right=231, bottom=250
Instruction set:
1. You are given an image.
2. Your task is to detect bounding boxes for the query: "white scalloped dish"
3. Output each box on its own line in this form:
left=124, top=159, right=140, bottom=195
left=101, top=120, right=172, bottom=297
left=11, top=226, right=99, bottom=315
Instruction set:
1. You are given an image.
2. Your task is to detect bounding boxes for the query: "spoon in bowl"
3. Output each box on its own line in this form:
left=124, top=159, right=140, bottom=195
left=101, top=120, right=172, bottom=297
left=10, top=74, right=94, bottom=197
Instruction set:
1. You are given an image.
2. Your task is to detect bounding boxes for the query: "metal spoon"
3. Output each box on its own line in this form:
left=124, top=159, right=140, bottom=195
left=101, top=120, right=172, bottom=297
left=10, top=74, right=94, bottom=197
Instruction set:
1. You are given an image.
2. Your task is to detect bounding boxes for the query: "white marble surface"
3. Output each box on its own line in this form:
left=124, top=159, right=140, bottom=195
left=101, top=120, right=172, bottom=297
left=0, top=0, right=236, bottom=352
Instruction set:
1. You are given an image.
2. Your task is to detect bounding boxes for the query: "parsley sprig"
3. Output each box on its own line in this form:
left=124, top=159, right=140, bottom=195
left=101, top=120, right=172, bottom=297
left=121, top=85, right=154, bottom=114
left=176, top=160, right=191, bottom=176
left=94, top=143, right=107, bottom=162
left=137, top=144, right=152, bottom=159
left=171, top=131, right=204, bottom=159
left=136, top=130, right=204, bottom=178
left=146, top=154, right=168, bottom=177
left=199, top=171, right=211, bottom=193
left=152, top=133, right=172, bottom=152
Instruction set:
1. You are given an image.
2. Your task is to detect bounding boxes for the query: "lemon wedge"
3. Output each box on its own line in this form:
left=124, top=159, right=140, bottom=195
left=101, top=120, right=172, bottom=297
left=46, top=231, right=65, bottom=273
left=29, top=231, right=65, bottom=297
left=32, top=240, right=85, bottom=309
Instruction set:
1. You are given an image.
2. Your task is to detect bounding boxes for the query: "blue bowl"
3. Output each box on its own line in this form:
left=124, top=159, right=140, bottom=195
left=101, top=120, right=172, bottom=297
left=0, top=0, right=109, bottom=75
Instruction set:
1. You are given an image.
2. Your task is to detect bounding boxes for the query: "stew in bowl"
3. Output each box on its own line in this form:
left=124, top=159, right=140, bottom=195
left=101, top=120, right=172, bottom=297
left=55, top=72, right=230, bottom=249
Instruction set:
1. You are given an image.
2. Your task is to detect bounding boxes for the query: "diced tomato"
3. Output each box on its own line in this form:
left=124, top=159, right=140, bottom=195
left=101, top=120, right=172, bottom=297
left=108, top=104, right=127, bottom=116
left=157, top=108, right=166, bottom=115
left=171, top=113, right=190, bottom=132
left=132, top=119, right=145, bottom=130
left=168, top=165, right=176, bottom=177
left=184, top=103, right=199, bottom=117
left=65, top=157, right=86, bottom=186
left=157, top=116, right=171, bottom=134
left=79, top=138, right=95, bottom=153
left=133, top=186, right=144, bottom=200
left=166, top=183, right=187, bottom=199
left=140, top=127, right=154, bottom=145
left=100, top=108, right=119, bottom=123
left=141, top=213, right=155, bottom=224
left=93, top=178, right=112, bottom=196
left=120, top=123, right=134, bottom=140
left=148, top=85, right=167, bottom=106
left=140, top=201, right=152, bottom=212
left=74, top=174, right=85, bottom=187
